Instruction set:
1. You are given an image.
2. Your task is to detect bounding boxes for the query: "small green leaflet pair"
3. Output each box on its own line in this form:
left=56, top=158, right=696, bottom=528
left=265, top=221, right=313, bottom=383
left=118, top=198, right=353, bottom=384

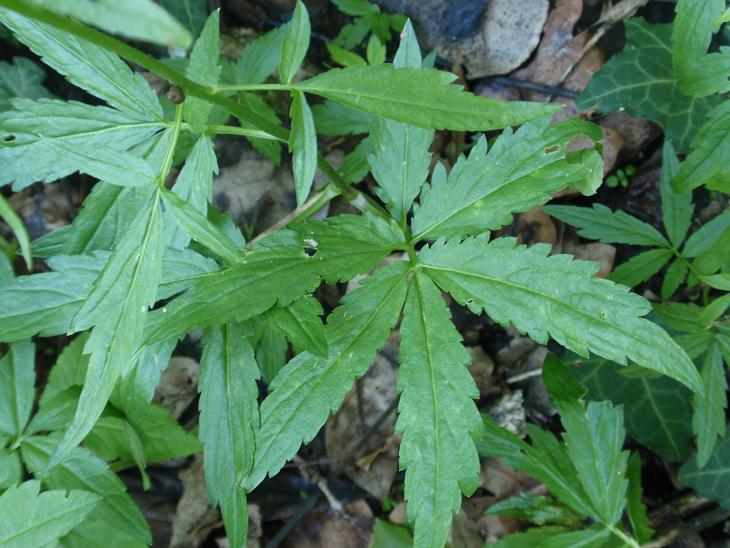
left=0, top=336, right=199, bottom=546
left=579, top=0, right=730, bottom=191
left=479, top=355, right=652, bottom=547
left=547, top=141, right=730, bottom=297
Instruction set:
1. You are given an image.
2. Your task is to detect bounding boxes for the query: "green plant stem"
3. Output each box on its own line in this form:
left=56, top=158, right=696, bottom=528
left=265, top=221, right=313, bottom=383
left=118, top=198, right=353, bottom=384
left=212, top=83, right=291, bottom=93
left=158, top=104, right=184, bottom=186
left=607, top=524, right=640, bottom=548
left=204, top=124, right=284, bottom=141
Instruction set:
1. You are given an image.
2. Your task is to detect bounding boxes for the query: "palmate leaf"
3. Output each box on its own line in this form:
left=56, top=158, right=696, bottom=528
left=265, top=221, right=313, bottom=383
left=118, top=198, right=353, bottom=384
left=672, top=101, right=730, bottom=192
left=679, top=431, right=730, bottom=509
left=294, top=63, right=558, bottom=131
left=245, top=261, right=410, bottom=489
left=0, top=10, right=163, bottom=119
left=419, top=235, right=703, bottom=392
left=199, top=322, right=260, bottom=547
left=0, top=480, right=99, bottom=548
left=0, top=340, right=35, bottom=438
left=21, top=434, right=152, bottom=544
left=568, top=354, right=693, bottom=462
left=693, top=345, right=727, bottom=468
left=144, top=214, right=403, bottom=345
left=50, top=189, right=164, bottom=466
left=544, top=203, right=669, bottom=247
left=22, top=0, right=192, bottom=48
left=183, top=10, right=220, bottom=133
left=412, top=118, right=602, bottom=241
left=0, top=56, right=51, bottom=109
left=397, top=271, right=483, bottom=547
left=577, top=18, right=719, bottom=152
left=0, top=99, right=165, bottom=190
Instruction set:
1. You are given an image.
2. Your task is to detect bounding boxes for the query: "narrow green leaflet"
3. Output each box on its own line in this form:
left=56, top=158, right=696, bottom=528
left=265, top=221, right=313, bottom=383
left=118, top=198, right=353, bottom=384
left=166, top=135, right=218, bottom=249
left=289, top=90, right=317, bottom=206
left=659, top=140, right=692, bottom=247
left=0, top=480, right=99, bottom=548
left=545, top=204, right=669, bottom=247
left=683, top=209, right=730, bottom=257
left=412, top=119, right=601, bottom=240
left=279, top=0, right=310, bottom=84
left=608, top=248, right=673, bottom=288
left=568, top=354, right=693, bottom=462
left=672, top=101, right=730, bottom=192
left=245, top=261, right=409, bottom=489
left=397, top=271, right=483, bottom=547
left=661, top=257, right=687, bottom=300
left=486, top=493, right=580, bottom=527
left=183, top=10, right=220, bottom=133
left=51, top=190, right=164, bottom=466
left=576, top=18, right=719, bottom=152
left=0, top=99, right=164, bottom=189
left=294, top=63, right=558, bottom=131
left=199, top=323, right=260, bottom=547
left=419, top=236, right=703, bottom=392
left=311, top=100, right=372, bottom=135
left=693, top=345, right=727, bottom=468
left=0, top=340, right=35, bottom=437
left=226, top=26, right=285, bottom=85
left=0, top=193, right=31, bottom=268
left=0, top=10, right=163, bottom=119
left=24, top=0, right=191, bottom=47
left=267, top=296, right=327, bottom=356
left=22, top=434, right=152, bottom=544
left=162, top=189, right=242, bottom=265
left=626, top=454, right=654, bottom=543
left=490, top=526, right=608, bottom=548
left=0, top=56, right=51, bottom=109
left=679, top=432, right=730, bottom=509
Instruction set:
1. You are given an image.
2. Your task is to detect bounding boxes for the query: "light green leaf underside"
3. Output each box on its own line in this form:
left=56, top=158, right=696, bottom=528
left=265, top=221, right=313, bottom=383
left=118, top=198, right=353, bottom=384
left=397, top=271, right=483, bottom=547
left=412, top=118, right=601, bottom=241
left=245, top=261, right=410, bottom=489
left=576, top=18, right=719, bottom=152
left=419, top=235, right=702, bottom=392
left=0, top=480, right=99, bottom=548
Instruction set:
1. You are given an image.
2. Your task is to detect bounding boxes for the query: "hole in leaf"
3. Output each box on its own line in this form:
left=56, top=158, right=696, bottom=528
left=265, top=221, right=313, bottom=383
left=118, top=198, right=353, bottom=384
left=544, top=145, right=560, bottom=154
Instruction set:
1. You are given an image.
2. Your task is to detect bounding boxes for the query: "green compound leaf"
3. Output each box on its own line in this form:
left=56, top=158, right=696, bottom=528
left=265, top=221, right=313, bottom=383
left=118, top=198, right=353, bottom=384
left=0, top=9, right=163, bottom=119
left=0, top=480, right=99, bottom=548
left=397, top=271, right=483, bottom=547
left=23, top=0, right=192, bottom=48
left=679, top=431, right=730, bottom=509
left=577, top=18, right=719, bottom=152
left=567, top=354, right=693, bottom=462
left=294, top=63, right=558, bottom=131
left=245, top=261, right=409, bottom=489
left=672, top=101, right=730, bottom=192
left=199, top=323, right=260, bottom=547
left=0, top=340, right=35, bottom=438
left=544, top=203, right=669, bottom=247
left=22, top=434, right=152, bottom=544
left=279, top=0, right=310, bottom=84
left=419, top=235, right=702, bottom=392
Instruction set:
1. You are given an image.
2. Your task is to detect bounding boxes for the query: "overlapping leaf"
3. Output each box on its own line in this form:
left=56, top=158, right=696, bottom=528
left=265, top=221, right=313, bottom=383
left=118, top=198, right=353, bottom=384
left=0, top=340, right=36, bottom=437
left=0, top=56, right=51, bottom=109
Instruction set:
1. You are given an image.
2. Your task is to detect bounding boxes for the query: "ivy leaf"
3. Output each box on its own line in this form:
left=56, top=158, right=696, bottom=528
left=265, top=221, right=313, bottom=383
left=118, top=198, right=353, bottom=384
left=567, top=354, right=693, bottom=462
left=51, top=190, right=164, bottom=466
left=693, top=345, right=727, bottom=468
left=576, top=18, right=719, bottom=152
left=199, top=323, right=260, bottom=547
left=412, top=119, right=602, bottom=241
left=289, top=90, right=317, bottom=206
left=659, top=140, right=692, bottom=247
left=0, top=9, right=163, bottom=119
left=294, top=64, right=558, bottom=131
left=672, top=102, right=730, bottom=192
left=419, top=236, right=703, bottom=392
left=267, top=296, right=327, bottom=357
left=679, top=432, right=730, bottom=509
left=0, top=99, right=164, bottom=190
left=397, top=271, right=483, bottom=547
left=166, top=135, right=218, bottom=249
left=0, top=480, right=99, bottom=547
left=545, top=203, right=669, bottom=247
left=608, top=248, right=673, bottom=288
left=279, top=0, right=310, bottom=84
left=23, top=0, right=192, bottom=48
left=0, top=56, right=51, bottom=109
left=21, top=434, right=152, bottom=544
left=0, top=340, right=35, bottom=437
left=183, top=10, right=220, bottom=133
left=245, top=261, right=409, bottom=489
